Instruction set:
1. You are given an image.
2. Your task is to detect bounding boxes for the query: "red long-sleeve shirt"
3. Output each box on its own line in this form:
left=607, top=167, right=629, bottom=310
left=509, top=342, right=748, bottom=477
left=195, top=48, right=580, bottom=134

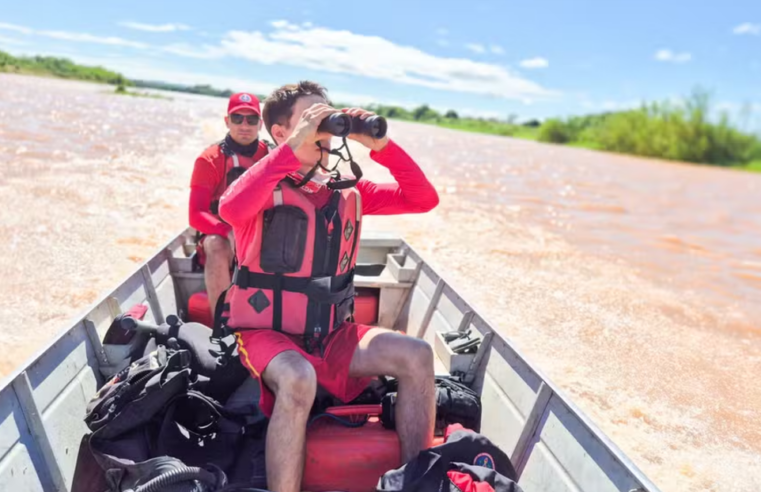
left=188, top=141, right=270, bottom=237
left=218, top=139, right=439, bottom=261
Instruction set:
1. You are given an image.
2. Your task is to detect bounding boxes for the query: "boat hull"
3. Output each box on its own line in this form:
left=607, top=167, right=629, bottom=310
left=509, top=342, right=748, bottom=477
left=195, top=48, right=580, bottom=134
left=0, top=228, right=660, bottom=492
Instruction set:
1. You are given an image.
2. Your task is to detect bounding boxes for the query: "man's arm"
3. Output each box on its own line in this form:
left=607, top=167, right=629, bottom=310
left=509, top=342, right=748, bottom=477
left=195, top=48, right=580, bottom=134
left=188, top=154, right=230, bottom=236
left=218, top=144, right=301, bottom=228
left=188, top=187, right=231, bottom=237
left=357, top=139, right=440, bottom=216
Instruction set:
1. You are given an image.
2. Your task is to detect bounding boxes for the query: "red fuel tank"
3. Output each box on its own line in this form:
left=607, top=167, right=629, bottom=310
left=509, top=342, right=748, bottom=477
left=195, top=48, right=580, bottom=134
left=303, top=405, right=443, bottom=492
left=187, top=292, right=213, bottom=328
left=353, top=288, right=379, bottom=326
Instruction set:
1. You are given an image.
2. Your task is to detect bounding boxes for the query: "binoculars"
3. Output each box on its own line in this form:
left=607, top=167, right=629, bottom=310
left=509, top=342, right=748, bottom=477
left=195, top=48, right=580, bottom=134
left=317, top=113, right=388, bottom=139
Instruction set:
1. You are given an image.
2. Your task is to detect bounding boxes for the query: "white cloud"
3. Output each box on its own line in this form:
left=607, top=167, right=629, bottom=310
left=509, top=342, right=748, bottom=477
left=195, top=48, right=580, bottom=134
left=214, top=21, right=556, bottom=101
left=270, top=20, right=298, bottom=31
left=732, top=23, right=761, bottom=36
left=0, top=22, right=148, bottom=49
left=465, top=43, right=486, bottom=54
left=40, top=30, right=148, bottom=49
left=490, top=45, right=505, bottom=55
left=654, top=49, right=692, bottom=63
left=0, top=22, right=33, bottom=35
left=519, top=57, right=549, bottom=69
left=119, top=21, right=191, bottom=33
left=0, top=35, right=28, bottom=46
left=0, top=20, right=557, bottom=103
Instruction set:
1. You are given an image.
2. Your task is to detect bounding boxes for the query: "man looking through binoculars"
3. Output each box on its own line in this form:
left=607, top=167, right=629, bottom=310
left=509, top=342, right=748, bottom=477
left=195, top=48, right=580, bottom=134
left=216, top=80, right=440, bottom=492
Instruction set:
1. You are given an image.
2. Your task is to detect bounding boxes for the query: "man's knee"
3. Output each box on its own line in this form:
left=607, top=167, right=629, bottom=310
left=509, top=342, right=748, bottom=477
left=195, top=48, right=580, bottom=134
left=391, top=336, right=434, bottom=378
left=404, top=337, right=434, bottom=375
left=265, top=352, right=317, bottom=411
left=203, top=235, right=231, bottom=258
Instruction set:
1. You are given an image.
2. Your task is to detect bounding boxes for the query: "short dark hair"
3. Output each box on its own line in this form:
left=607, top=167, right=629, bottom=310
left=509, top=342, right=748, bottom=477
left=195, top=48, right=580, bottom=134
left=262, top=81, right=332, bottom=141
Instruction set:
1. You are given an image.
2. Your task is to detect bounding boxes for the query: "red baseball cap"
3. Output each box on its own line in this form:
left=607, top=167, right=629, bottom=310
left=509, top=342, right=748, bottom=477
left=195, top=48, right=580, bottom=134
left=227, top=92, right=261, bottom=115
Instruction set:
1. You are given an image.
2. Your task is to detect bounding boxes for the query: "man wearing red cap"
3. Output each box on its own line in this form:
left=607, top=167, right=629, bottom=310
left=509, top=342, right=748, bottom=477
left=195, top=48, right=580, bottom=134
left=189, top=92, right=271, bottom=316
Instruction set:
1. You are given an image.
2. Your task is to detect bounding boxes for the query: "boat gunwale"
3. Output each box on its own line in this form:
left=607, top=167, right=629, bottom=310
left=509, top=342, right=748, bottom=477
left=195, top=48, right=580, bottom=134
left=400, top=242, right=660, bottom=492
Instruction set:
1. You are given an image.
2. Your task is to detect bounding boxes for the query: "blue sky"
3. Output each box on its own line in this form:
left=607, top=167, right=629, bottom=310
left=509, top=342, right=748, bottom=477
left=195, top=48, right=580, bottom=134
left=1, top=0, right=760, bottom=123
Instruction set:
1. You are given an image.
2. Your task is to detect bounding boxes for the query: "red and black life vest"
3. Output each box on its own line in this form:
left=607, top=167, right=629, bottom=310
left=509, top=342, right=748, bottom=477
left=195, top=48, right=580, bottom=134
left=208, top=136, right=272, bottom=216
left=219, top=177, right=362, bottom=354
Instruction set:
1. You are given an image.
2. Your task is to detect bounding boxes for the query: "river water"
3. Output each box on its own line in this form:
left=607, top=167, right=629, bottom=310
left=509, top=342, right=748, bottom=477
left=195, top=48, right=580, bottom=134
left=1, top=73, right=759, bottom=491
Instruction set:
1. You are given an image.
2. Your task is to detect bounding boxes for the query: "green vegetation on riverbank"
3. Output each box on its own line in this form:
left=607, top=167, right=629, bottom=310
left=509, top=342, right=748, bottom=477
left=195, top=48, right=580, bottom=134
left=535, top=90, right=761, bottom=169
left=365, top=91, right=761, bottom=171
left=3, top=50, right=759, bottom=172
left=0, top=50, right=127, bottom=85
left=744, top=160, right=761, bottom=172
left=365, top=104, right=542, bottom=139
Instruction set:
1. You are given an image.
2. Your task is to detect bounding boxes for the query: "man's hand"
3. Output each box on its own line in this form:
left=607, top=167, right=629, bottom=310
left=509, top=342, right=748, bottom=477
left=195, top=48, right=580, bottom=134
left=285, top=103, right=339, bottom=153
left=343, top=107, right=389, bottom=152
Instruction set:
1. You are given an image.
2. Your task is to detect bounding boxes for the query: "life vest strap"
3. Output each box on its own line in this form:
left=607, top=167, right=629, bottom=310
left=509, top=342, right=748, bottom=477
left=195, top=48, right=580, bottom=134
left=232, top=267, right=354, bottom=305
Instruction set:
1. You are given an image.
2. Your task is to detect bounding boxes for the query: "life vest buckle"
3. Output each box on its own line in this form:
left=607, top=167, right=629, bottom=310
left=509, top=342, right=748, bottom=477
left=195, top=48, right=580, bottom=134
left=208, top=337, right=236, bottom=367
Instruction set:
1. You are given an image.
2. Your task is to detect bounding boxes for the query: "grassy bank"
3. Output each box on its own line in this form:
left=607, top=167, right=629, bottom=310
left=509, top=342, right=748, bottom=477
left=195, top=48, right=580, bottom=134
left=742, top=160, right=761, bottom=172
left=0, top=50, right=127, bottom=85
left=535, top=90, right=761, bottom=170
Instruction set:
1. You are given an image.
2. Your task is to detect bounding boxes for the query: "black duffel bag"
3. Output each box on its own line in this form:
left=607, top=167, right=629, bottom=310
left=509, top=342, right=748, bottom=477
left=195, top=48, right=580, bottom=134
left=81, top=343, right=268, bottom=492
left=377, top=375, right=482, bottom=434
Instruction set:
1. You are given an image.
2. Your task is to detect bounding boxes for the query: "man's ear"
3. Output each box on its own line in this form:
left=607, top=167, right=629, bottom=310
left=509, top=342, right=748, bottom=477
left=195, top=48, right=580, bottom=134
left=270, top=123, right=286, bottom=144
left=224, top=115, right=230, bottom=129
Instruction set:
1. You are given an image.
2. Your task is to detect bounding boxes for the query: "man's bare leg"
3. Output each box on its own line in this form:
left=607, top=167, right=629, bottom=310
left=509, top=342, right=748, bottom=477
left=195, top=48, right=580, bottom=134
left=261, top=350, right=317, bottom=492
left=202, top=234, right=233, bottom=315
left=348, top=328, right=435, bottom=463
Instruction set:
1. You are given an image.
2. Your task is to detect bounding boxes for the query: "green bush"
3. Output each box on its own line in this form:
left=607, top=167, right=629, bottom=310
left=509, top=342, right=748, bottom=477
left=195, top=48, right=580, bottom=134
left=585, top=90, right=761, bottom=165
left=412, top=104, right=440, bottom=121
left=533, top=89, right=761, bottom=166
left=538, top=119, right=573, bottom=143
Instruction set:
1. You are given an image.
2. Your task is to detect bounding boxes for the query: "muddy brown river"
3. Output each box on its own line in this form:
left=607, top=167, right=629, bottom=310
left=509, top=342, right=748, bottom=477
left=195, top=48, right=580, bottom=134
left=1, top=73, right=759, bottom=491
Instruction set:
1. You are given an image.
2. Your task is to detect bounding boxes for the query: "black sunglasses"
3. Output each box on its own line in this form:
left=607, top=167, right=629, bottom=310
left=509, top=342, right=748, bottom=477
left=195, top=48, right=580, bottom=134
left=229, top=113, right=260, bottom=125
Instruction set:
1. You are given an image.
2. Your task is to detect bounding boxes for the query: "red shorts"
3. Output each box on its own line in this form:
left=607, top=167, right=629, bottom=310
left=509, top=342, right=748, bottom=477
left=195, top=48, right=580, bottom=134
left=234, top=322, right=375, bottom=417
